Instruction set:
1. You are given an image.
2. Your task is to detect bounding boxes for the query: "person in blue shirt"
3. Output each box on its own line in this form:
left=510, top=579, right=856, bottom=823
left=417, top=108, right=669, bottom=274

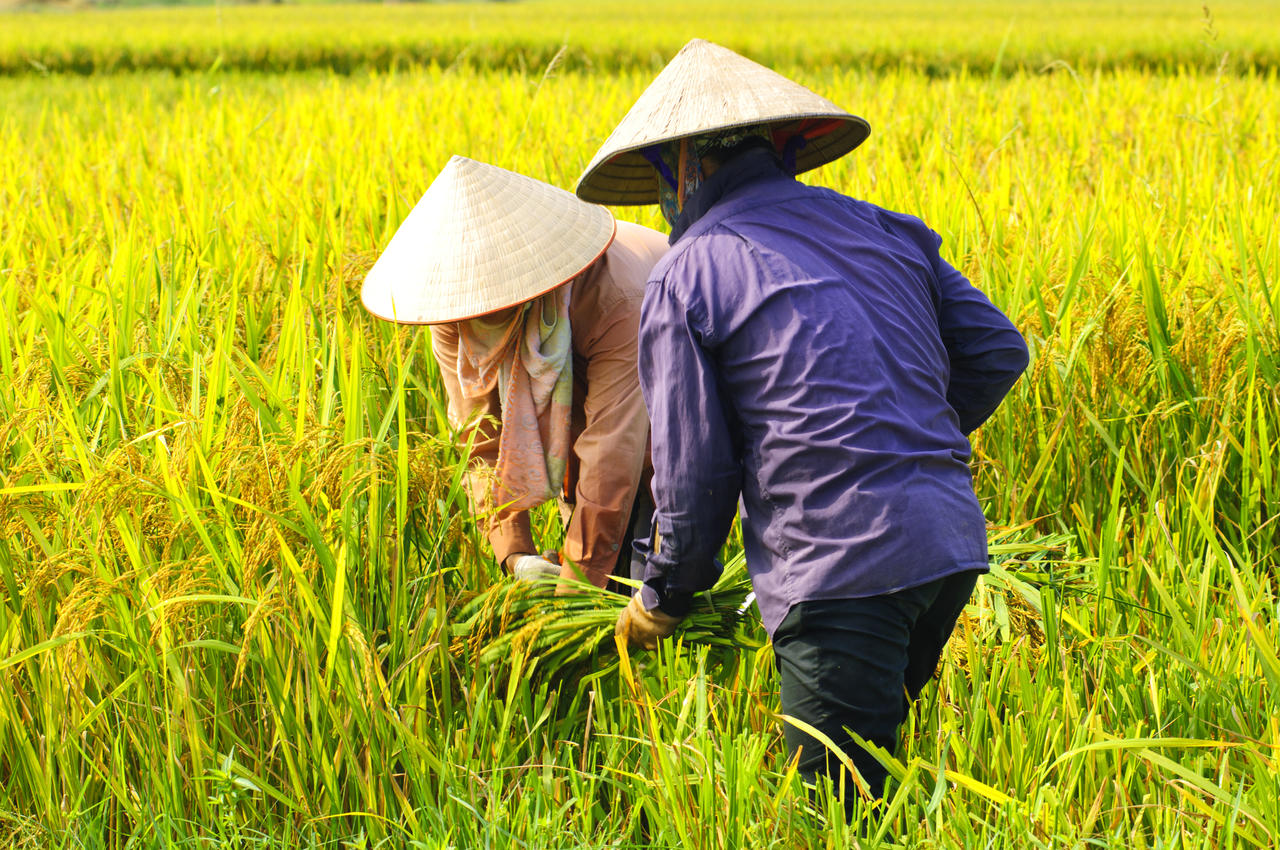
left=576, top=40, right=1029, bottom=802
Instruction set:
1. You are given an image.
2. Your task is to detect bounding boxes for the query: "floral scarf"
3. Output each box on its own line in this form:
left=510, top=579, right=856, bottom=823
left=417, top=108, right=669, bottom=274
left=648, top=126, right=773, bottom=227
left=456, top=283, right=574, bottom=512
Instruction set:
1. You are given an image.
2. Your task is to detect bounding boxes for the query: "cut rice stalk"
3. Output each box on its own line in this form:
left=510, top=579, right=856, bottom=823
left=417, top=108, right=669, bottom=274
left=452, top=552, right=757, bottom=667
left=452, top=530, right=1079, bottom=669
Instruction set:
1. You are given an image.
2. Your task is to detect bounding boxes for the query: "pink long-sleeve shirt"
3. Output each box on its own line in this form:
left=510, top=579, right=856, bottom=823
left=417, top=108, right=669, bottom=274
left=431, top=221, right=669, bottom=586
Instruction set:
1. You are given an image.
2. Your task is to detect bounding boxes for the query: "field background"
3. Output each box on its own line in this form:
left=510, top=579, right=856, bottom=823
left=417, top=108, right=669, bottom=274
left=2, top=1, right=1279, bottom=847
left=4, top=1, right=1280, bottom=75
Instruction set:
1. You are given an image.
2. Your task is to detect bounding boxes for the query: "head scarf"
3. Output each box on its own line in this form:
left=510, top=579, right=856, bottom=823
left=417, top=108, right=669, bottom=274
left=456, top=283, right=574, bottom=512
left=646, top=126, right=773, bottom=227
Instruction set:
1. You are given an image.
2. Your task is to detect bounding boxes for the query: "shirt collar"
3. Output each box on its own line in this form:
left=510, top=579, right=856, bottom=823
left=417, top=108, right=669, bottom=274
left=668, top=147, right=798, bottom=243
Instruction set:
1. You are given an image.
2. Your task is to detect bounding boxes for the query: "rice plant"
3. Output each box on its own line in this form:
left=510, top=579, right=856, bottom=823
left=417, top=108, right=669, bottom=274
left=1, top=5, right=1278, bottom=845
left=3, top=0, right=1280, bottom=77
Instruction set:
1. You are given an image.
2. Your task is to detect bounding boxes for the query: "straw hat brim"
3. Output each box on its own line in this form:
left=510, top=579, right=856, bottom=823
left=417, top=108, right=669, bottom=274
left=577, top=115, right=869, bottom=206
left=362, top=156, right=616, bottom=325
left=575, top=38, right=870, bottom=206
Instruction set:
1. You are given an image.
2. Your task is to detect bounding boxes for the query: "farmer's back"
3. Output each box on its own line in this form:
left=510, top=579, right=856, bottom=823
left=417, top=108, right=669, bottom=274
left=645, top=160, right=1020, bottom=635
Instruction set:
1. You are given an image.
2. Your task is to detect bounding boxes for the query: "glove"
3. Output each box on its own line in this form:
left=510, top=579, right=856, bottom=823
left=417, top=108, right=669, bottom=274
left=615, top=593, right=684, bottom=650
left=511, top=554, right=560, bottom=582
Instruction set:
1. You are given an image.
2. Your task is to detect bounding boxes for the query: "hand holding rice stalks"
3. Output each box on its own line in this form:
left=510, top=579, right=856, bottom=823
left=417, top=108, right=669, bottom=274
left=451, top=553, right=758, bottom=669
left=451, top=528, right=1081, bottom=670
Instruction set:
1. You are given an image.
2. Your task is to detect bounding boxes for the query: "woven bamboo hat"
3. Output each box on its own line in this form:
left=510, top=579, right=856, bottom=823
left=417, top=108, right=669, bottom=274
left=575, top=39, right=870, bottom=205
left=362, top=156, right=616, bottom=325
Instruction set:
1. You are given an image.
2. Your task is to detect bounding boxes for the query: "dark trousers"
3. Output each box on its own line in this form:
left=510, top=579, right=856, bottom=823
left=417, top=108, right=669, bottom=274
left=611, top=487, right=654, bottom=596
left=772, top=570, right=980, bottom=801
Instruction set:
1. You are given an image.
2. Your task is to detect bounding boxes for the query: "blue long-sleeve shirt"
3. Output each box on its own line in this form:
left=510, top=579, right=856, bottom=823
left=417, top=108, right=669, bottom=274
left=635, top=150, right=1029, bottom=636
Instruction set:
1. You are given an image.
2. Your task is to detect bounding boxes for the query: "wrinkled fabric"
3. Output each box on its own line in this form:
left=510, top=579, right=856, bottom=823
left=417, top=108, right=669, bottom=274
left=665, top=145, right=778, bottom=243
left=456, top=285, right=574, bottom=513
left=433, top=221, right=670, bottom=586
left=774, top=570, right=981, bottom=802
left=652, top=126, right=772, bottom=228
left=654, top=138, right=703, bottom=228
left=635, top=152, right=1029, bottom=635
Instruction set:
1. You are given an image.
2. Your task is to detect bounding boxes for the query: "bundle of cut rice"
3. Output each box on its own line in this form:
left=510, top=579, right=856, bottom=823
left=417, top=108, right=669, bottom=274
left=451, top=528, right=1081, bottom=669
left=451, top=552, right=758, bottom=668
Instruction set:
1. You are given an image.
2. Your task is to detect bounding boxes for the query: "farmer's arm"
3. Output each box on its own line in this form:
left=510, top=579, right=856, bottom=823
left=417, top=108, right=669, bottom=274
left=562, top=291, right=650, bottom=588
left=429, top=324, right=536, bottom=568
left=888, top=215, right=1029, bottom=435
left=634, top=284, right=742, bottom=617
left=932, top=247, right=1029, bottom=434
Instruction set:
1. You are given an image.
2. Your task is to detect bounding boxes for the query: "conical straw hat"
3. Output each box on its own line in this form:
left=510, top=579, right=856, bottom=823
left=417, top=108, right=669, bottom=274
left=575, top=39, right=870, bottom=205
left=362, top=156, right=616, bottom=325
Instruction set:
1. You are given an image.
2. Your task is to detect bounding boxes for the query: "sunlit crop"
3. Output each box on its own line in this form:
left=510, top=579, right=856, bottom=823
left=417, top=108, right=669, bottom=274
left=1, top=2, right=1278, bottom=846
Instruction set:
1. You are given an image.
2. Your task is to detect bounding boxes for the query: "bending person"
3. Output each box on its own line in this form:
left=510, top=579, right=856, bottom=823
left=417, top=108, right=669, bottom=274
left=577, top=41, right=1029, bottom=799
left=363, top=156, right=668, bottom=588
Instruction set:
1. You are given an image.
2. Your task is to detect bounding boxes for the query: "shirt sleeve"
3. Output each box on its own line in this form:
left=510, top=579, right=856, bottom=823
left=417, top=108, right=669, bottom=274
left=561, top=293, right=651, bottom=587
left=635, top=278, right=742, bottom=615
left=887, top=216, right=1029, bottom=435
left=931, top=245, right=1030, bottom=434
left=429, top=324, right=536, bottom=567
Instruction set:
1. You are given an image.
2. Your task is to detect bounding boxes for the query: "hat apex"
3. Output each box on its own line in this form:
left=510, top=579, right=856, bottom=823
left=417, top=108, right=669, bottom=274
left=575, top=39, right=869, bottom=205
left=363, top=156, right=615, bottom=325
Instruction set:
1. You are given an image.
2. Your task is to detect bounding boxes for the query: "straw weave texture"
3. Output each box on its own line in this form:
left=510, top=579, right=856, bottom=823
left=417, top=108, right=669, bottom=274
left=363, top=156, right=615, bottom=325
left=576, top=39, right=870, bottom=205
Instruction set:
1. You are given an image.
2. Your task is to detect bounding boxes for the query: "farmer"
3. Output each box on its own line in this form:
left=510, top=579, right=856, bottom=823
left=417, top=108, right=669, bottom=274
left=576, top=41, right=1029, bottom=798
left=362, top=156, right=669, bottom=588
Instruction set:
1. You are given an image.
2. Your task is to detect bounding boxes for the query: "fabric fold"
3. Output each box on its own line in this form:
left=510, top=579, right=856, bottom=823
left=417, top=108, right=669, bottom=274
left=457, top=283, right=574, bottom=512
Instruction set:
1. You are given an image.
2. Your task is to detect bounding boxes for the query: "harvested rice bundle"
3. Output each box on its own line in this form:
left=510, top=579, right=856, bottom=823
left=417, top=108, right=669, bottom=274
left=452, top=528, right=1080, bottom=669
left=452, top=552, right=758, bottom=668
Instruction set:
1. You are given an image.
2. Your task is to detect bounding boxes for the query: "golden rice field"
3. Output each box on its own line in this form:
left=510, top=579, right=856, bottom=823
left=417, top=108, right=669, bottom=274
left=1, top=1, right=1279, bottom=847
left=3, top=0, right=1280, bottom=75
